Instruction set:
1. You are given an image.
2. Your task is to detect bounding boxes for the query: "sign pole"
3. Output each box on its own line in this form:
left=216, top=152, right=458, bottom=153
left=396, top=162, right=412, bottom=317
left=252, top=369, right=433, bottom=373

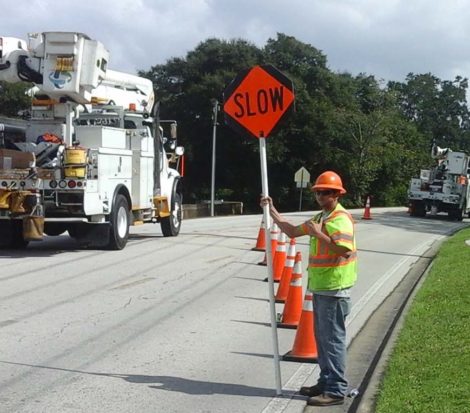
left=223, top=65, right=294, bottom=397
left=259, top=136, right=282, bottom=396
left=210, top=99, right=219, bottom=217
left=299, top=169, right=304, bottom=211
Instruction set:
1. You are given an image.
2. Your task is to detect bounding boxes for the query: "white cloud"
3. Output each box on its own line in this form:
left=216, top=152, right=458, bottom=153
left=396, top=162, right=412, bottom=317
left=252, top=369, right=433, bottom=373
left=1, top=0, right=470, bottom=83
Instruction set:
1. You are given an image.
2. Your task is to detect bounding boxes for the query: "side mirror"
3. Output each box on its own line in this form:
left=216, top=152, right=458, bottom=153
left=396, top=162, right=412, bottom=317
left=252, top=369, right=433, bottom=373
left=175, top=146, right=184, bottom=156
left=170, top=122, right=177, bottom=139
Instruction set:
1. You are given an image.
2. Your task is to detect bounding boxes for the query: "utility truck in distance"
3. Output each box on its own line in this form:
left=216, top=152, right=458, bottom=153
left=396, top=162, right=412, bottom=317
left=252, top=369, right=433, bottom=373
left=408, top=144, right=470, bottom=220
left=0, top=32, right=183, bottom=249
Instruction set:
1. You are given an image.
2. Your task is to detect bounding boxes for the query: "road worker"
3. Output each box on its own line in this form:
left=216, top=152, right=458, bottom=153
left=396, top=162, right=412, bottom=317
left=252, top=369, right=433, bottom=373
left=260, top=171, right=357, bottom=407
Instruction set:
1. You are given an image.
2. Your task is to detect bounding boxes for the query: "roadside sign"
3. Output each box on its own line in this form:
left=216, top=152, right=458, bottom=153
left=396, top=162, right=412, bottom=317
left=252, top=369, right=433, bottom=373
left=294, top=166, right=310, bottom=188
left=223, top=65, right=295, bottom=139
left=294, top=166, right=310, bottom=211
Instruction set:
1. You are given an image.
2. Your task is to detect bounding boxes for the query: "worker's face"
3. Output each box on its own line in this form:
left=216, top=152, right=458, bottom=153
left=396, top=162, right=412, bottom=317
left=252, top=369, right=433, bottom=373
left=313, top=190, right=339, bottom=209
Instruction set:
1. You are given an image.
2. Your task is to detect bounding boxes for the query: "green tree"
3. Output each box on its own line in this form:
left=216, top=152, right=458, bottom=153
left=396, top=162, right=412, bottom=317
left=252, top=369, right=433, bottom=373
left=140, top=38, right=263, bottom=206
left=0, top=81, right=31, bottom=117
left=388, top=73, right=469, bottom=150
left=138, top=35, right=470, bottom=211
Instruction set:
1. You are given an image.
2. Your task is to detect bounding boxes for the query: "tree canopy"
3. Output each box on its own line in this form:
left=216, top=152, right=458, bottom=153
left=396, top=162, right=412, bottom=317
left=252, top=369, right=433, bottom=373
left=139, top=33, right=468, bottom=211
left=0, top=81, right=31, bottom=117
left=2, top=33, right=468, bottom=212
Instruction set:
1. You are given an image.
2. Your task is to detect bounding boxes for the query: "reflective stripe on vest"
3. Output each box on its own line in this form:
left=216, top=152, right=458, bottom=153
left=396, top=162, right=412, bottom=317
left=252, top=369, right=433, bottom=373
left=330, top=232, right=354, bottom=243
left=308, top=205, right=357, bottom=269
left=309, top=250, right=357, bottom=267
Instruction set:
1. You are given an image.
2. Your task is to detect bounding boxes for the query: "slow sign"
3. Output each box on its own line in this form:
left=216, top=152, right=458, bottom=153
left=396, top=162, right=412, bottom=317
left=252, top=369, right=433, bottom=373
left=222, top=65, right=295, bottom=396
left=223, top=65, right=295, bottom=139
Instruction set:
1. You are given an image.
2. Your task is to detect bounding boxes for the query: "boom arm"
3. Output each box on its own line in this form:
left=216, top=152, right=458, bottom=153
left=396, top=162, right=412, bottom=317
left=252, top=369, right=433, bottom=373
left=0, top=32, right=154, bottom=111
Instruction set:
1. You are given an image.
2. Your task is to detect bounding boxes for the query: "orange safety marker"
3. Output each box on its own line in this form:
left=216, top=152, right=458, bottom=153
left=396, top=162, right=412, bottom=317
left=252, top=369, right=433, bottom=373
left=277, top=252, right=303, bottom=329
left=275, top=238, right=296, bottom=302
left=282, top=292, right=318, bottom=363
left=252, top=217, right=266, bottom=251
left=258, top=223, right=279, bottom=266
left=272, top=232, right=287, bottom=282
left=362, top=196, right=372, bottom=220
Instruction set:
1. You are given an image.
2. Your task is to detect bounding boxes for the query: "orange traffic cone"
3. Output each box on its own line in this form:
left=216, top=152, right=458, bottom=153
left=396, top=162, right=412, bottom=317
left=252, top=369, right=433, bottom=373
left=275, top=238, right=296, bottom=303
left=277, top=252, right=303, bottom=329
left=258, top=223, right=279, bottom=266
left=252, top=217, right=266, bottom=251
left=272, top=232, right=287, bottom=282
left=282, top=292, right=318, bottom=363
left=362, top=196, right=372, bottom=220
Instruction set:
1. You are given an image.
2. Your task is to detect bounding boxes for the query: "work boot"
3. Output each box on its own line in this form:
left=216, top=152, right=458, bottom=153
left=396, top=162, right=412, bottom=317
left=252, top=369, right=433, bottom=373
left=307, top=393, right=344, bottom=407
left=299, top=384, right=323, bottom=397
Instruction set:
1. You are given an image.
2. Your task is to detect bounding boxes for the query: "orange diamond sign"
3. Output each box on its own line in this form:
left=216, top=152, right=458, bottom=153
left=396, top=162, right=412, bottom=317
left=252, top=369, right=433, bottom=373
left=223, top=65, right=295, bottom=139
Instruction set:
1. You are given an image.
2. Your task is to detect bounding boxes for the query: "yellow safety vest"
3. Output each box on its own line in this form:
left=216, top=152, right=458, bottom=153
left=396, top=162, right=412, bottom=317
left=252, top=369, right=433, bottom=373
left=301, top=203, right=357, bottom=291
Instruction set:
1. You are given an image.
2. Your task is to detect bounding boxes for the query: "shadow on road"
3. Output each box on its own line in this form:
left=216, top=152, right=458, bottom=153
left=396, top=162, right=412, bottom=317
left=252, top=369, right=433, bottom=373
left=0, top=236, right=82, bottom=258
left=231, top=319, right=271, bottom=327
left=0, top=231, right=174, bottom=257
left=354, top=210, right=469, bottom=236
left=0, top=360, right=286, bottom=397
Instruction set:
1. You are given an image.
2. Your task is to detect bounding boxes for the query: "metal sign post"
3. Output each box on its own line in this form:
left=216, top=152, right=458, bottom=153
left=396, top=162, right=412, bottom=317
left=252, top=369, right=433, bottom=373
left=259, top=136, right=282, bottom=395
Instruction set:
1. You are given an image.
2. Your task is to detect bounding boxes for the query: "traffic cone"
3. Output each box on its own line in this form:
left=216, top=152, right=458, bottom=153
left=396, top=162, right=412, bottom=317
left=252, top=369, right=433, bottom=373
left=258, top=223, right=279, bottom=266
left=275, top=238, right=296, bottom=303
left=272, top=232, right=287, bottom=282
left=277, top=252, right=303, bottom=329
left=282, top=292, right=318, bottom=363
left=252, top=217, right=266, bottom=251
left=362, top=196, right=372, bottom=220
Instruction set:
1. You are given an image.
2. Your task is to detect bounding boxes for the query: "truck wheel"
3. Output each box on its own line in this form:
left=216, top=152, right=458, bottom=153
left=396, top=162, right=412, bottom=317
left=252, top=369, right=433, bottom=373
left=0, top=220, right=29, bottom=249
left=161, top=192, right=182, bottom=237
left=450, top=204, right=464, bottom=221
left=107, top=194, right=130, bottom=250
left=11, top=220, right=29, bottom=248
left=44, top=223, right=67, bottom=236
left=410, top=201, right=426, bottom=217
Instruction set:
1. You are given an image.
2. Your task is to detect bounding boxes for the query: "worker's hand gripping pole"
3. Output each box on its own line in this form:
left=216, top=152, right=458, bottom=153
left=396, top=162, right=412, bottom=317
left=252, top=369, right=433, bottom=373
left=259, top=137, right=282, bottom=396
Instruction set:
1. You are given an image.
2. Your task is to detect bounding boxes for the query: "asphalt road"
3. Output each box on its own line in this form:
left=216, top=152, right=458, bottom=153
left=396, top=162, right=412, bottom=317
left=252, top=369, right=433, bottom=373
left=0, top=208, right=466, bottom=413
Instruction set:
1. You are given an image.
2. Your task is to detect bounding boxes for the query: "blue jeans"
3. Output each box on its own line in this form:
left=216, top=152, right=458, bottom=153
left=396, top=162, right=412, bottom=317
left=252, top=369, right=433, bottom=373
left=313, top=294, right=351, bottom=397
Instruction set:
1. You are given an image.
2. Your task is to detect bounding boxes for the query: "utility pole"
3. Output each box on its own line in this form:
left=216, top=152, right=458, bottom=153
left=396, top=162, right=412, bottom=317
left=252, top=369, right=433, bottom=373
left=210, top=99, right=219, bottom=217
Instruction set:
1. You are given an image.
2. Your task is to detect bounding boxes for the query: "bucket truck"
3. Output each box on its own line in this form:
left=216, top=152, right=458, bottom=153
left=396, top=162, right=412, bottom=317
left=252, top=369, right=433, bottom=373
left=0, top=32, right=183, bottom=249
left=408, top=144, right=470, bottom=220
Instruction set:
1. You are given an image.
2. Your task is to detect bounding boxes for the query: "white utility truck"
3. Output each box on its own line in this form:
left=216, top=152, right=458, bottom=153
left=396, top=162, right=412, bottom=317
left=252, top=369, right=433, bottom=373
left=408, top=144, right=470, bottom=220
left=0, top=32, right=183, bottom=249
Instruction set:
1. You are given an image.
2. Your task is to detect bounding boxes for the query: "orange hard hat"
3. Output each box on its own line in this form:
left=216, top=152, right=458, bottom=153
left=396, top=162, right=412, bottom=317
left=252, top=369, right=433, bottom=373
left=312, top=171, right=346, bottom=194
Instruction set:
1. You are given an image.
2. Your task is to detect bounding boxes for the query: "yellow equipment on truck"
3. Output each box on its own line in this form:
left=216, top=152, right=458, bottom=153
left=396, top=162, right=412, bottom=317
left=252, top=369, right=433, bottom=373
left=0, top=32, right=184, bottom=249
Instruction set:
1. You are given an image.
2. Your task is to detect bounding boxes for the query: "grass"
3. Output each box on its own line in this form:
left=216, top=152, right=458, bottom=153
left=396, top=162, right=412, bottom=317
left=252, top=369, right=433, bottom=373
left=375, top=227, right=470, bottom=413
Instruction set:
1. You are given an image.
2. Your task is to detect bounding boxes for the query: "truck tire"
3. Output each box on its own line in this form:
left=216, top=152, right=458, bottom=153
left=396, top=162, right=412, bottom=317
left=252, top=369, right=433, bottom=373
left=107, top=194, right=130, bottom=250
left=410, top=201, right=426, bottom=217
left=161, top=192, right=182, bottom=237
left=44, top=222, right=67, bottom=236
left=450, top=203, right=465, bottom=221
left=0, top=220, right=29, bottom=249
left=11, top=220, right=29, bottom=248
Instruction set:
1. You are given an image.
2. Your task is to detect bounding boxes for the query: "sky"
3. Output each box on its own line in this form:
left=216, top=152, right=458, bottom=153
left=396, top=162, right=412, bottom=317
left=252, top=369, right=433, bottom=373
left=2, top=0, right=470, bottom=85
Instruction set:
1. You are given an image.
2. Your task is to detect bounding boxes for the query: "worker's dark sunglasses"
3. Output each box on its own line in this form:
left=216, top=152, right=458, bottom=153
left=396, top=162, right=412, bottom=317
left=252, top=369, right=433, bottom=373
left=314, top=190, right=335, bottom=196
